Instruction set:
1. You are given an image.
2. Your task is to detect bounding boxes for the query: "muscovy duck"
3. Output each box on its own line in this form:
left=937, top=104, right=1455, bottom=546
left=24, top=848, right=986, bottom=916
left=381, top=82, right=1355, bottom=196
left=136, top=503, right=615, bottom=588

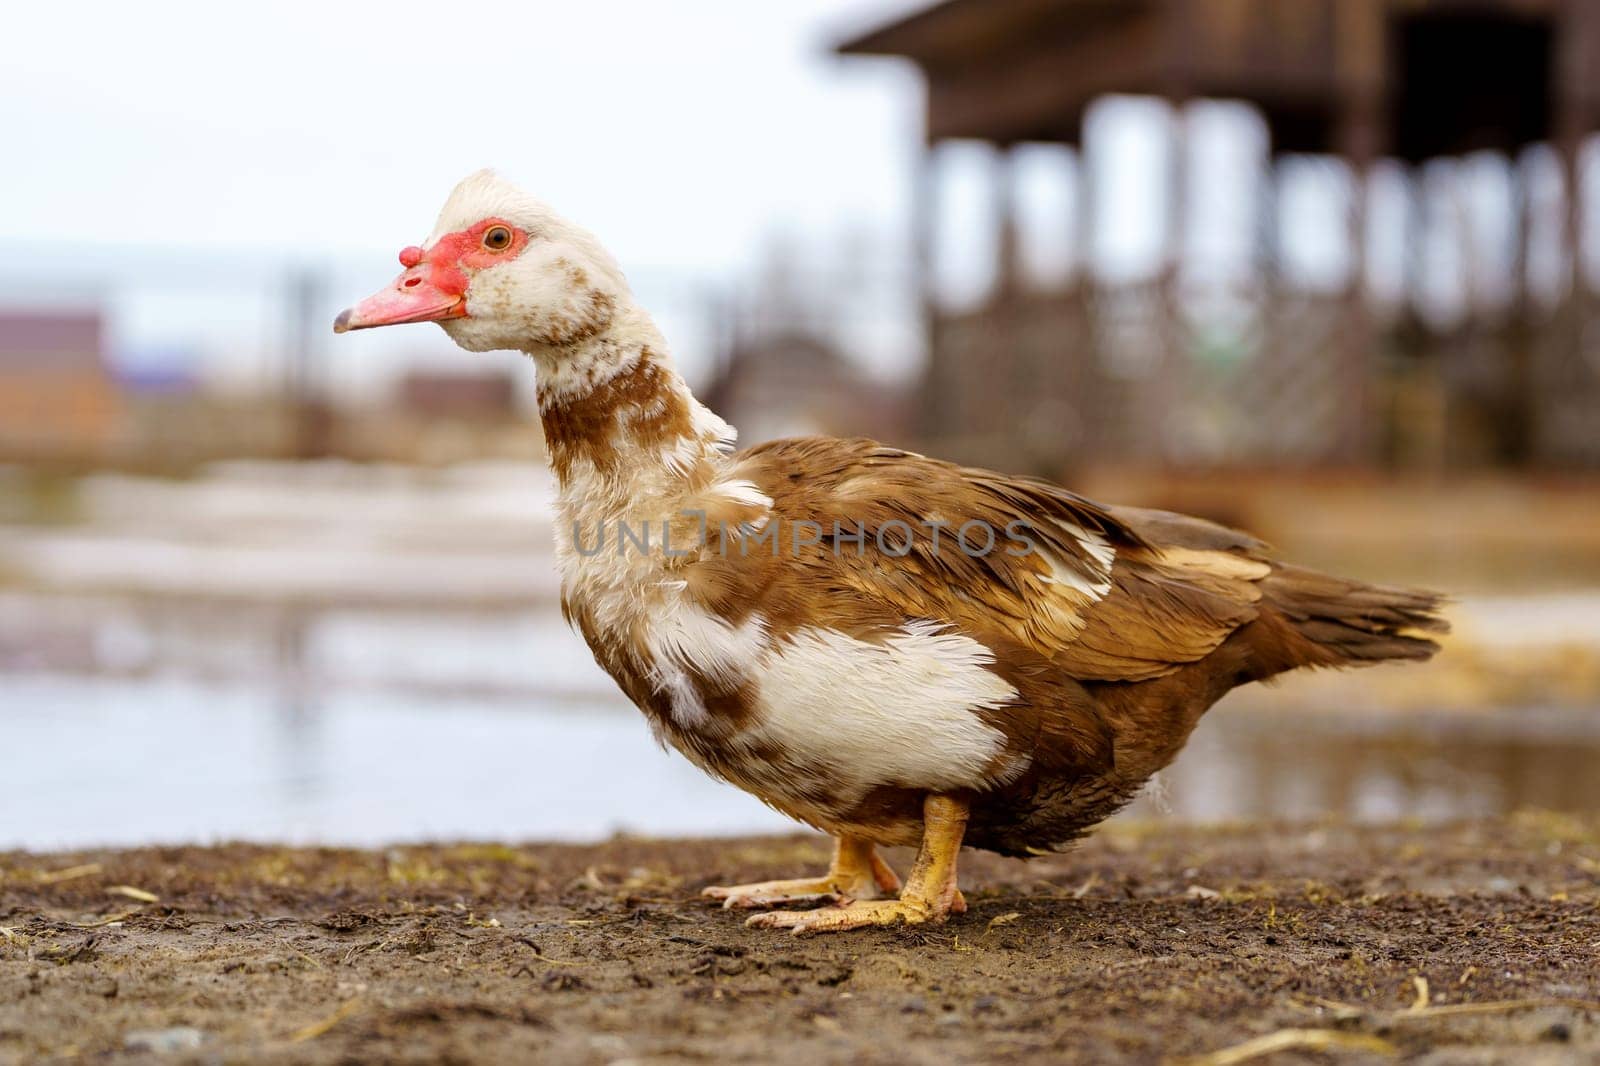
left=335, top=170, right=1447, bottom=934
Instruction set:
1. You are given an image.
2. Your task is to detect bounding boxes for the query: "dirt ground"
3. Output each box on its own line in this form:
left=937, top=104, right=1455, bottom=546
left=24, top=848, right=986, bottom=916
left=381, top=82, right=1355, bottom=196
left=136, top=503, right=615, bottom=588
left=3, top=816, right=1598, bottom=1065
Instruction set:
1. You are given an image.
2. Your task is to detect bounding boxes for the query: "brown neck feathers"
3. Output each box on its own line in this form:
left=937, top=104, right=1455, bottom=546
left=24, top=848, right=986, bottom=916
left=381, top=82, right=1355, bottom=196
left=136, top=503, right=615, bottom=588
left=538, top=346, right=700, bottom=486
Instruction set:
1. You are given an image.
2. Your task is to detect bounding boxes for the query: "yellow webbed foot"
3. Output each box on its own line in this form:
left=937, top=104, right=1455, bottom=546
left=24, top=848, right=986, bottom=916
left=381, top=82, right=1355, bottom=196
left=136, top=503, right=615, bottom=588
left=745, top=794, right=969, bottom=936
left=701, top=837, right=900, bottom=910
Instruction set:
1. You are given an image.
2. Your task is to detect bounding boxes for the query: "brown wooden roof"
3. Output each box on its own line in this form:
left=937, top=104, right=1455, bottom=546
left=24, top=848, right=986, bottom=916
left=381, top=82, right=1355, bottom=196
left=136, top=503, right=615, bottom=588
left=838, top=0, right=1600, bottom=159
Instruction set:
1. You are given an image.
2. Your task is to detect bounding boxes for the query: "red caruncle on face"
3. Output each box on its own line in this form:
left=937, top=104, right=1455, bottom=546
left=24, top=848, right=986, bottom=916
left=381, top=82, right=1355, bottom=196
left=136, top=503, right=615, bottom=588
left=333, top=218, right=530, bottom=333
left=405, top=218, right=532, bottom=297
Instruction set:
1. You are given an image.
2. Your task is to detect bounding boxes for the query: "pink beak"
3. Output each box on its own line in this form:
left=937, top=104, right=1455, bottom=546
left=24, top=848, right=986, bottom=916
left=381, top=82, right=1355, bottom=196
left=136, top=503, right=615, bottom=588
left=333, top=256, right=467, bottom=333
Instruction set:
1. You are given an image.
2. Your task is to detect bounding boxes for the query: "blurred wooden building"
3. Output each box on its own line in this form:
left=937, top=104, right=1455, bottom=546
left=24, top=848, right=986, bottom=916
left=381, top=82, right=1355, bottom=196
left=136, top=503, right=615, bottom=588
left=0, top=311, right=122, bottom=461
left=840, top=0, right=1600, bottom=470
left=395, top=369, right=519, bottom=421
left=703, top=331, right=908, bottom=445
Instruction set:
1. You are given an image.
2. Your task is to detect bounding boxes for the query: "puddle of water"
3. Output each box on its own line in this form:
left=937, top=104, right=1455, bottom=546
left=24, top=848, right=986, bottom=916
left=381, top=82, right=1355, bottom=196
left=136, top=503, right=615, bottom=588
left=2, top=673, right=795, bottom=852
left=1132, top=705, right=1600, bottom=823
left=5, top=664, right=1598, bottom=851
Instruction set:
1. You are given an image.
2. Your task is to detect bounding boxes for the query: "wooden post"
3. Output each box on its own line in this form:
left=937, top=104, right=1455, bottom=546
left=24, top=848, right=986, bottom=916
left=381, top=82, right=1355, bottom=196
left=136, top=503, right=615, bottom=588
left=1509, top=153, right=1532, bottom=315
left=1157, top=0, right=1195, bottom=463
left=1254, top=154, right=1280, bottom=287
left=1558, top=122, right=1585, bottom=300
left=1070, top=143, right=1095, bottom=289
left=1162, top=101, right=1189, bottom=288
left=1155, top=99, right=1190, bottom=461
left=1331, top=0, right=1384, bottom=465
left=1454, top=162, right=1482, bottom=312
left=1255, top=149, right=1282, bottom=453
left=1550, top=112, right=1587, bottom=465
left=1337, top=101, right=1379, bottom=465
left=1070, top=131, right=1098, bottom=466
left=1546, top=0, right=1595, bottom=465
left=1502, top=152, right=1536, bottom=463
left=287, top=269, right=331, bottom=460
left=912, top=142, right=944, bottom=441
left=1557, top=0, right=1590, bottom=299
left=1560, top=132, right=1587, bottom=297
left=986, top=144, right=1022, bottom=455
left=1552, top=0, right=1589, bottom=464
left=1404, top=166, right=1429, bottom=319
left=994, top=144, right=1022, bottom=302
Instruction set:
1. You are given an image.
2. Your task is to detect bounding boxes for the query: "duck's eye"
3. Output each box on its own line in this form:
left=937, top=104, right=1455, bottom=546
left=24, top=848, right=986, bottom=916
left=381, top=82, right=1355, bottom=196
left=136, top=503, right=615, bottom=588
left=482, top=225, right=513, bottom=251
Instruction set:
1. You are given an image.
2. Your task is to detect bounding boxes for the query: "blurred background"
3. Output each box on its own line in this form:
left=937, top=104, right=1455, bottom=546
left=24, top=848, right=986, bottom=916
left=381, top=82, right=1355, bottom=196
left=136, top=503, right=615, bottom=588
left=4, top=0, right=1599, bottom=851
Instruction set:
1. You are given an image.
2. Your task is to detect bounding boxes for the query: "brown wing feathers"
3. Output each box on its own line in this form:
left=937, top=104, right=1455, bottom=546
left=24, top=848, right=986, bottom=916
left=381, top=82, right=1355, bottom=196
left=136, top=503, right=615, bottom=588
left=731, top=438, right=1141, bottom=650
left=733, top=443, right=1446, bottom=690
left=1108, top=504, right=1448, bottom=679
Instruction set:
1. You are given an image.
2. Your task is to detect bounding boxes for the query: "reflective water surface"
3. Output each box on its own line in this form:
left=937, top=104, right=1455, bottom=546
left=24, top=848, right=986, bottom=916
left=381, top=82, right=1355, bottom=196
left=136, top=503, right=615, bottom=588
left=5, top=595, right=1599, bottom=851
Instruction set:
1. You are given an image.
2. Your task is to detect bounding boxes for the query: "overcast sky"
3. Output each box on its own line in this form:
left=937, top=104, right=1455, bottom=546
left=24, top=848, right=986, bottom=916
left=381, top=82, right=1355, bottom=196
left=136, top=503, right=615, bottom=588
left=2, top=0, right=927, bottom=270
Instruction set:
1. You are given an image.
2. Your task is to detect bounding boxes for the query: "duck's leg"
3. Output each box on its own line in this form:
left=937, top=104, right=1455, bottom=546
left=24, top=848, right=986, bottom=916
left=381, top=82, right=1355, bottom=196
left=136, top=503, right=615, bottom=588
left=701, top=836, right=901, bottom=910
left=746, top=794, right=969, bottom=935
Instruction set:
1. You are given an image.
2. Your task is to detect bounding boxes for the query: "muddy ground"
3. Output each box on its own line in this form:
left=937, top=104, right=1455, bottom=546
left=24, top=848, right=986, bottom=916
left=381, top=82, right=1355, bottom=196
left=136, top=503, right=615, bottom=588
left=3, top=816, right=1598, bottom=1065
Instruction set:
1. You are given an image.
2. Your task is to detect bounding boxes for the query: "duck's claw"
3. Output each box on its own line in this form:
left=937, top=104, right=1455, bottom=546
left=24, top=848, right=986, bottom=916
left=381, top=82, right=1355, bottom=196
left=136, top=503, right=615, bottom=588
left=745, top=896, right=940, bottom=935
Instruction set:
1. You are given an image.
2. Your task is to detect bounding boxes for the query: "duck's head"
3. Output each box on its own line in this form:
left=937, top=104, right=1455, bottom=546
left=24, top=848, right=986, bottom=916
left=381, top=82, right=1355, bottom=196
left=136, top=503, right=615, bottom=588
left=334, top=169, right=627, bottom=354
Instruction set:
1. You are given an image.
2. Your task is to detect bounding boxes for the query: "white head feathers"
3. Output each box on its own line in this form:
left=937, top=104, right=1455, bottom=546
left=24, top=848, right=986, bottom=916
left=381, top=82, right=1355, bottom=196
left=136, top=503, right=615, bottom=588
left=428, top=169, right=635, bottom=356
